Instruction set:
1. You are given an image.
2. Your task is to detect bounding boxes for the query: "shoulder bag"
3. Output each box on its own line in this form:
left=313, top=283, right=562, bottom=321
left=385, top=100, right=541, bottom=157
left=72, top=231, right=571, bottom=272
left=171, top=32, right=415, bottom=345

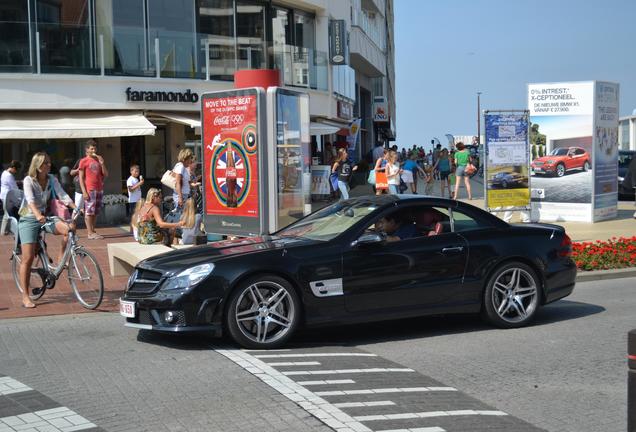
left=47, top=175, right=71, bottom=220
left=161, top=170, right=177, bottom=190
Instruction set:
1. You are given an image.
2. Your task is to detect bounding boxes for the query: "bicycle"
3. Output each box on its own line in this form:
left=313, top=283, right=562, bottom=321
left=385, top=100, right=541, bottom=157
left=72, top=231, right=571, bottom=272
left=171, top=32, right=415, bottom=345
left=9, top=209, right=104, bottom=309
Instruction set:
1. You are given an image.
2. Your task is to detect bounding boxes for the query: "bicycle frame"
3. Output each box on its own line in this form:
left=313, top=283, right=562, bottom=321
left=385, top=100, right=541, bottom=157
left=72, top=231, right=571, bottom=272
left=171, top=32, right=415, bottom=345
left=36, top=229, right=78, bottom=279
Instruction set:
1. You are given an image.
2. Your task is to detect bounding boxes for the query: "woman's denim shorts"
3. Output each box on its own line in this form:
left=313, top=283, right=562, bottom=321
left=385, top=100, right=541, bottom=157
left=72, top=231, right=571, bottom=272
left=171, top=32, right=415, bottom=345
left=455, top=165, right=467, bottom=177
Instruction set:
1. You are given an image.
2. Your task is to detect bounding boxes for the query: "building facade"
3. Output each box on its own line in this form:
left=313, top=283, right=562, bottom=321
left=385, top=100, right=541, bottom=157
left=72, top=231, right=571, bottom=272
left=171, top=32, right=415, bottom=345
left=619, top=112, right=636, bottom=151
left=0, top=0, right=395, bottom=194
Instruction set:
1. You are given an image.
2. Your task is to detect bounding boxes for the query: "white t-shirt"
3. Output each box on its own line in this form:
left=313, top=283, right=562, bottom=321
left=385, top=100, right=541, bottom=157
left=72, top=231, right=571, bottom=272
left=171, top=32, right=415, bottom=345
left=126, top=175, right=142, bottom=203
left=387, top=163, right=401, bottom=185
left=0, top=169, right=18, bottom=202
left=172, top=162, right=191, bottom=204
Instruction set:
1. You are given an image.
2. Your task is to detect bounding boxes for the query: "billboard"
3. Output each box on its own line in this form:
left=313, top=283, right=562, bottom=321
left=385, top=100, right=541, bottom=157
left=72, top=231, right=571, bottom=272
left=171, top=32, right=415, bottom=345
left=528, top=81, right=619, bottom=222
left=201, top=88, right=265, bottom=236
left=484, top=112, right=530, bottom=209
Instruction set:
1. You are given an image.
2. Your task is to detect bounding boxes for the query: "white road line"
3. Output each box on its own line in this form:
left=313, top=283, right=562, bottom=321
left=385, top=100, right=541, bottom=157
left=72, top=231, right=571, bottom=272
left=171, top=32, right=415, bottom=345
left=354, top=410, right=508, bottom=422
left=216, top=348, right=374, bottom=432
left=254, top=353, right=378, bottom=359
left=0, top=407, right=96, bottom=431
left=333, top=401, right=396, bottom=408
left=297, top=379, right=356, bottom=386
left=283, top=368, right=414, bottom=376
left=0, top=377, right=32, bottom=396
left=266, top=361, right=321, bottom=366
left=376, top=428, right=446, bottom=432
left=315, top=387, right=457, bottom=396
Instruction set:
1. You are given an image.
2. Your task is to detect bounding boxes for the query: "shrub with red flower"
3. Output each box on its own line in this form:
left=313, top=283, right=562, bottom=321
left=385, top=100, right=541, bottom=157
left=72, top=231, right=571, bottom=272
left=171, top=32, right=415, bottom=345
left=572, top=236, right=636, bottom=271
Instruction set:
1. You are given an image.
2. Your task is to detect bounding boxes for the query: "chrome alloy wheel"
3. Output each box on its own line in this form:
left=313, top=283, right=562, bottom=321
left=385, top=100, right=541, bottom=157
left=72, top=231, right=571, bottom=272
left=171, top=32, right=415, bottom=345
left=491, top=268, right=538, bottom=324
left=234, top=282, right=295, bottom=344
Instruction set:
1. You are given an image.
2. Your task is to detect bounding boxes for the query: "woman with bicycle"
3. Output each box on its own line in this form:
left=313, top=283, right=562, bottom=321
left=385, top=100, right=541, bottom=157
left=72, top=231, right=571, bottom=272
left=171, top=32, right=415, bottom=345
left=18, top=152, right=76, bottom=308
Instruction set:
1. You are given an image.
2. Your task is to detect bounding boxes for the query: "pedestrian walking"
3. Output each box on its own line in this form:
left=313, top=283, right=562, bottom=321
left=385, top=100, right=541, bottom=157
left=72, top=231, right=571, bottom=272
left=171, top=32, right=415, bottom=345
left=78, top=139, right=108, bottom=239
left=172, top=148, right=195, bottom=210
left=331, top=148, right=358, bottom=200
left=433, top=149, right=452, bottom=198
left=1, top=160, right=21, bottom=235
left=386, top=151, right=402, bottom=195
left=374, top=149, right=389, bottom=195
left=453, top=142, right=472, bottom=200
left=18, top=152, right=76, bottom=308
left=401, top=153, right=425, bottom=194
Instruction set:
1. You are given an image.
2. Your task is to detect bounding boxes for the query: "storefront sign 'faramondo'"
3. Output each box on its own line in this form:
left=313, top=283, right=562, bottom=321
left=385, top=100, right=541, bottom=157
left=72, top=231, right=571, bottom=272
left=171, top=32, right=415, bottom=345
left=125, top=87, right=199, bottom=103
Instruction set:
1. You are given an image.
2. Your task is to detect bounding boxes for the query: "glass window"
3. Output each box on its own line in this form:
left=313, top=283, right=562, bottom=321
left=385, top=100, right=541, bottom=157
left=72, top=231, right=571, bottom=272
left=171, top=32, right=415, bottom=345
left=0, top=0, right=31, bottom=71
left=293, top=13, right=314, bottom=50
left=236, top=1, right=266, bottom=70
left=450, top=209, right=481, bottom=232
left=96, top=0, right=148, bottom=76
left=36, top=0, right=96, bottom=74
left=199, top=0, right=235, bottom=81
left=147, top=0, right=198, bottom=78
left=365, top=206, right=451, bottom=241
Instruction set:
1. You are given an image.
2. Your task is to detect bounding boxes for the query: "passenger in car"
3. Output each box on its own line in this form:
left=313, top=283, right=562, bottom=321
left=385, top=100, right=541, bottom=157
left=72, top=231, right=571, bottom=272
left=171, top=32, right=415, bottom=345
left=377, top=212, right=418, bottom=242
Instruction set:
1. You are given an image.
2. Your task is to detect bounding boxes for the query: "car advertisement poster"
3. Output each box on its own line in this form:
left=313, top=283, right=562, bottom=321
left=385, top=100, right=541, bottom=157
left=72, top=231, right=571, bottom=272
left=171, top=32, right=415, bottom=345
left=528, top=81, right=595, bottom=222
left=593, top=82, right=619, bottom=221
left=201, top=88, right=263, bottom=235
left=484, top=112, right=530, bottom=209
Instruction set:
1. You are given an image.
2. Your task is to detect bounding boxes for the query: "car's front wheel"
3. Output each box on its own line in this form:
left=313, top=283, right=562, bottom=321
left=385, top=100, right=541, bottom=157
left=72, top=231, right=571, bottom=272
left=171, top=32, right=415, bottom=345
left=482, top=262, right=540, bottom=328
left=555, top=163, right=566, bottom=177
left=583, top=161, right=590, bottom=172
left=225, top=275, right=301, bottom=349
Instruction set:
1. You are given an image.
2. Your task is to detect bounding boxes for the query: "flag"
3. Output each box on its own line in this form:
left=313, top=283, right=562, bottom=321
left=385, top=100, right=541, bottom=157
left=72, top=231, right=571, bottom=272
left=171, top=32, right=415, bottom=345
left=346, top=118, right=362, bottom=151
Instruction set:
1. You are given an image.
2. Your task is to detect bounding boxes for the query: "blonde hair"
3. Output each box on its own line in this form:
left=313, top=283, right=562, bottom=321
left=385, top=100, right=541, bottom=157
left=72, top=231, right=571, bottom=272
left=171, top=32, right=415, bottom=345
left=336, top=148, right=348, bottom=162
left=130, top=200, right=145, bottom=229
left=145, top=188, right=162, bottom=204
left=180, top=198, right=196, bottom=229
left=388, top=150, right=398, bottom=163
left=28, top=152, right=49, bottom=178
left=178, top=148, right=194, bottom=163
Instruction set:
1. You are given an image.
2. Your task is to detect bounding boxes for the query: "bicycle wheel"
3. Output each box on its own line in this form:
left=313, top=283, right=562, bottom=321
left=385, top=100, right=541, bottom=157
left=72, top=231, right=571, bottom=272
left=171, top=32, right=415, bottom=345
left=67, top=247, right=104, bottom=309
left=11, top=252, right=47, bottom=301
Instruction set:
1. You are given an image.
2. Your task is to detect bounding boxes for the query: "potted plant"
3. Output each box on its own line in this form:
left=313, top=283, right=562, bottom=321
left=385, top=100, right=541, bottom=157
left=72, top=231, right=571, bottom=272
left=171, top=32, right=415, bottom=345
left=98, top=194, right=128, bottom=226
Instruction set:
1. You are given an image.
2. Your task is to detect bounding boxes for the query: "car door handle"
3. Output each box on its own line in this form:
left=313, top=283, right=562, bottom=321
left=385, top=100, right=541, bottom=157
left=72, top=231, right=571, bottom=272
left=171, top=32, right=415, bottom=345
left=441, top=246, right=464, bottom=253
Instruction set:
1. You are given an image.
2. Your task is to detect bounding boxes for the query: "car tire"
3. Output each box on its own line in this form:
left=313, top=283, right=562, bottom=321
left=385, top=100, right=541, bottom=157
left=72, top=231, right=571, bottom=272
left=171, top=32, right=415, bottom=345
left=555, top=164, right=565, bottom=177
left=482, top=262, right=541, bottom=329
left=225, top=275, right=301, bottom=349
left=583, top=161, right=590, bottom=172
left=502, top=180, right=508, bottom=189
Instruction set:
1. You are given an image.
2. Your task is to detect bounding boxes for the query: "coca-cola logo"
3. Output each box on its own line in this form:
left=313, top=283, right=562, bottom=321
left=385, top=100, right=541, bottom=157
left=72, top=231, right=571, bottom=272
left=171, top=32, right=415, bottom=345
left=214, top=114, right=245, bottom=126
left=226, top=167, right=237, bottom=178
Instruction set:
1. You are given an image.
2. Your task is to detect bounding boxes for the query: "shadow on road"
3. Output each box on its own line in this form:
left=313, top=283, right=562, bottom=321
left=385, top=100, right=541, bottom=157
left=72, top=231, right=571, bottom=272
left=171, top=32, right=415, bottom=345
left=130, top=298, right=604, bottom=350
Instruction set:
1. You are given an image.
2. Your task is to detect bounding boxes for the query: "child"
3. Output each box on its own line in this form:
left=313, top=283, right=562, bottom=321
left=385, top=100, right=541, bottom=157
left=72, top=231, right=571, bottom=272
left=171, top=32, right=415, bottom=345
left=424, top=165, right=435, bottom=195
left=126, top=164, right=144, bottom=217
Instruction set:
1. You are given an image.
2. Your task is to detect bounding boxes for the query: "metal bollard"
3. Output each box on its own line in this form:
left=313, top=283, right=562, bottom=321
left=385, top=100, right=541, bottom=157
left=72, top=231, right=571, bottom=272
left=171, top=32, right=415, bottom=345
left=629, top=330, right=636, bottom=432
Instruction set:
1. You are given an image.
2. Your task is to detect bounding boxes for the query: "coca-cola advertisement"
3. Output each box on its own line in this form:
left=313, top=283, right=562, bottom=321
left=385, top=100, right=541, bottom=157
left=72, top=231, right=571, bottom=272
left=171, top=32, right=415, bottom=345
left=202, top=89, right=261, bottom=234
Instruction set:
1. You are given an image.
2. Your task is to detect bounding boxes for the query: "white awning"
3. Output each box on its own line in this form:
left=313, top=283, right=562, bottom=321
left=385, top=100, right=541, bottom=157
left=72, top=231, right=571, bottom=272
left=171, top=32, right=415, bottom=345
left=146, top=111, right=201, bottom=129
left=0, top=111, right=156, bottom=139
left=310, top=122, right=340, bottom=136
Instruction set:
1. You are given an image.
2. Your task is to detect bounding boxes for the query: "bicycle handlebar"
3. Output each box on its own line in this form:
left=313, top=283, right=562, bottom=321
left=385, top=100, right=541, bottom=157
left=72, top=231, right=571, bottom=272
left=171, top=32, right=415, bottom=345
left=41, top=208, right=83, bottom=230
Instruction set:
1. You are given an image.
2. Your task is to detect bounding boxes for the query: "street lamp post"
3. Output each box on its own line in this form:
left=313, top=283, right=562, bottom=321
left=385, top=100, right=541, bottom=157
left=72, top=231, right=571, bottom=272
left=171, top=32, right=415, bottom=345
left=477, top=92, right=482, bottom=145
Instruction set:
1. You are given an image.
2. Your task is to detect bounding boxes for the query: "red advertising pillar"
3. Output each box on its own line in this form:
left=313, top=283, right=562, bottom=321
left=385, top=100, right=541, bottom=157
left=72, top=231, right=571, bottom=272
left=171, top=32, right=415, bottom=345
left=234, top=69, right=280, bottom=89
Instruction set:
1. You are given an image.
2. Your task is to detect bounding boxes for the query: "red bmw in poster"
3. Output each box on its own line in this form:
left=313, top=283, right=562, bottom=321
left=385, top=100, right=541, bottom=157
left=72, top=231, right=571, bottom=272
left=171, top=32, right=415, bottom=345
left=202, top=93, right=259, bottom=218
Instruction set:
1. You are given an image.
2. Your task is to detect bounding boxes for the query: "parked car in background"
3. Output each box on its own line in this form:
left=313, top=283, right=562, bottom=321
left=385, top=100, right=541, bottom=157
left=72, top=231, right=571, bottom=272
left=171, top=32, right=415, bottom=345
left=618, top=150, right=636, bottom=199
left=489, top=171, right=528, bottom=189
left=120, top=195, right=576, bottom=349
left=532, top=147, right=591, bottom=177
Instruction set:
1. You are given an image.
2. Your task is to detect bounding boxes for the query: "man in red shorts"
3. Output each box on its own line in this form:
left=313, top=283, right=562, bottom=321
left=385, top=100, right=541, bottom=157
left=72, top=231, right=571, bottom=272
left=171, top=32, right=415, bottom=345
left=78, top=139, right=108, bottom=239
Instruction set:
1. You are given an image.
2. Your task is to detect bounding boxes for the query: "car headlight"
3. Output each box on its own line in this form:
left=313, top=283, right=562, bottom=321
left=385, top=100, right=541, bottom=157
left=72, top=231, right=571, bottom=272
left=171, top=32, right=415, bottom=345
left=161, top=264, right=214, bottom=291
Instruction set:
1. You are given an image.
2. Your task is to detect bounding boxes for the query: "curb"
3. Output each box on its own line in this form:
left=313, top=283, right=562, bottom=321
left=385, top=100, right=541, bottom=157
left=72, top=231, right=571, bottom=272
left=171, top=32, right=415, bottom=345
left=576, top=267, right=636, bottom=283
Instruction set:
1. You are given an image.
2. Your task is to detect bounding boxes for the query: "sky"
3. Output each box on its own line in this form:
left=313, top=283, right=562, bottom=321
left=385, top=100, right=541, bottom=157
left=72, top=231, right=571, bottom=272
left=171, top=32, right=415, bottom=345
left=393, top=0, right=636, bottom=149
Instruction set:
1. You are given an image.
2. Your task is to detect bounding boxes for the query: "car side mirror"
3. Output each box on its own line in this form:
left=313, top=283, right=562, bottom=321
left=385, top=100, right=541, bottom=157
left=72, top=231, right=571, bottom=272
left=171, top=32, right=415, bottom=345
left=352, top=233, right=385, bottom=247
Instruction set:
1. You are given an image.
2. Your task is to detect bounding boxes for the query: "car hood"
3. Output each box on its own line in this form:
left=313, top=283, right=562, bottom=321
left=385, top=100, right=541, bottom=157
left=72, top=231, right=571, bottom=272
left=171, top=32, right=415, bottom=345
left=137, top=235, right=319, bottom=273
left=533, top=156, right=563, bottom=163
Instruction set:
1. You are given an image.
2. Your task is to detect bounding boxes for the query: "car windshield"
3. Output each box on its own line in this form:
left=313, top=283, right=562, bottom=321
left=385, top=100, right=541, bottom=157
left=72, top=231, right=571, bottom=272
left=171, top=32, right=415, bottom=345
left=549, top=148, right=569, bottom=156
left=277, top=200, right=379, bottom=241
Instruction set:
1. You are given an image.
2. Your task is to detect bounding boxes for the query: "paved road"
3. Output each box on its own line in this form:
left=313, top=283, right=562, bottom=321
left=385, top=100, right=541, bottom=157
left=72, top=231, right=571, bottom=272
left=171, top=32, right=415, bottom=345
left=530, top=171, right=592, bottom=203
left=0, top=278, right=631, bottom=432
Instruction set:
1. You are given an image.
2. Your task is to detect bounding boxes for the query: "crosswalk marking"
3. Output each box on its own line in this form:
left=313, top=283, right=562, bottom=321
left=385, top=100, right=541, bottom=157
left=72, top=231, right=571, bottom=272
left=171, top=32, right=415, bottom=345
left=376, top=428, right=446, bottom=432
left=333, top=400, right=396, bottom=408
left=266, top=361, right=321, bottom=366
left=296, top=379, right=356, bottom=386
left=315, top=387, right=457, bottom=396
left=254, top=353, right=378, bottom=359
left=283, top=368, right=414, bottom=376
left=354, top=410, right=508, bottom=422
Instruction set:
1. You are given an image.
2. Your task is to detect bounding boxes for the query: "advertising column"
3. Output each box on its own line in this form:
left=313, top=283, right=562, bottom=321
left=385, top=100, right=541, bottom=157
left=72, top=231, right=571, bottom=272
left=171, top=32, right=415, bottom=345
left=201, top=88, right=266, bottom=236
left=484, top=111, right=530, bottom=210
left=593, top=82, right=620, bottom=221
left=528, top=82, right=595, bottom=222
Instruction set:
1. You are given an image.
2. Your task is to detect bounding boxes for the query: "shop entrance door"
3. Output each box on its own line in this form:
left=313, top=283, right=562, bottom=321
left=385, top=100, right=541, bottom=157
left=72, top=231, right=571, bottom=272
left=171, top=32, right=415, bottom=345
left=121, top=129, right=167, bottom=194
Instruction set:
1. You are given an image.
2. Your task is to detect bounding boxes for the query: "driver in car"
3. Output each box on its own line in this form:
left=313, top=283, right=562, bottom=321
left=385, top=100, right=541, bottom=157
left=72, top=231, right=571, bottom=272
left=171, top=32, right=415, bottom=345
left=376, top=213, right=417, bottom=242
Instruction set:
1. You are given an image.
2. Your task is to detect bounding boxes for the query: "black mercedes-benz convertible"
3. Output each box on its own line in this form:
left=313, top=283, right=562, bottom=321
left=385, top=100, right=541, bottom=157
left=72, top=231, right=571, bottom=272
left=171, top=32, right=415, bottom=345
left=120, top=195, right=576, bottom=349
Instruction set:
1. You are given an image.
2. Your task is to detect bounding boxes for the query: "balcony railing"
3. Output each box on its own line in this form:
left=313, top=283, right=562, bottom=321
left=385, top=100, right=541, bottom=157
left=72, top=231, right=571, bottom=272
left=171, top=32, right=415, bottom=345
left=0, top=21, right=328, bottom=92
left=351, top=11, right=386, bottom=51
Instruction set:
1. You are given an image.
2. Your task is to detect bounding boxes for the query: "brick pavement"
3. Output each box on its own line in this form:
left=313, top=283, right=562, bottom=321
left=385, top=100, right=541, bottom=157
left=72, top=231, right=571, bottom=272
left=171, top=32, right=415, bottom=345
left=0, top=227, right=134, bottom=320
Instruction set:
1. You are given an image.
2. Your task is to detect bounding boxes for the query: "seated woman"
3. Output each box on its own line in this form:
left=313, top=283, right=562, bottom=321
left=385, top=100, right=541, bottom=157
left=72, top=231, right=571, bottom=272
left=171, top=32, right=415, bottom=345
left=133, top=188, right=185, bottom=245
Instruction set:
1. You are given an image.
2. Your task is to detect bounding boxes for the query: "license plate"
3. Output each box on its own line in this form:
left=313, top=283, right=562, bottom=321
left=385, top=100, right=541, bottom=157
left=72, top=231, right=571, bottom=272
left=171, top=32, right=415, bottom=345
left=533, top=168, right=543, bottom=173
left=119, top=299, right=136, bottom=318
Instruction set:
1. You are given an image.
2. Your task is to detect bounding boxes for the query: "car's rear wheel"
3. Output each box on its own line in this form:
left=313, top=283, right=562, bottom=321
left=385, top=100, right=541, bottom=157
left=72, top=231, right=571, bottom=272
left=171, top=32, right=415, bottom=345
left=482, top=262, right=540, bottom=328
left=555, top=163, right=565, bottom=177
left=501, top=180, right=508, bottom=188
left=583, top=161, right=590, bottom=172
left=225, top=275, right=300, bottom=349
